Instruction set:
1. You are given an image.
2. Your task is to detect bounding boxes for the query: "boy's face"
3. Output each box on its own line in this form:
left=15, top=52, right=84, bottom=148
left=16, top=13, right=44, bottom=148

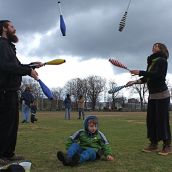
left=88, top=122, right=97, bottom=133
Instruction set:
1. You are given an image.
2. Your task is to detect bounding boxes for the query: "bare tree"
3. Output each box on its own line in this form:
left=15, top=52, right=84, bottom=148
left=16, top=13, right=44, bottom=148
left=107, top=81, right=120, bottom=110
left=52, top=87, right=64, bottom=110
left=86, top=75, right=106, bottom=110
left=64, top=78, right=83, bottom=101
left=64, top=78, right=89, bottom=109
left=130, top=83, right=148, bottom=111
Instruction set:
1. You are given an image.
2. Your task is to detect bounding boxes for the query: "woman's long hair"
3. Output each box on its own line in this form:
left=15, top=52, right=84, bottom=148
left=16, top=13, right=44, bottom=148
left=154, top=42, right=169, bottom=59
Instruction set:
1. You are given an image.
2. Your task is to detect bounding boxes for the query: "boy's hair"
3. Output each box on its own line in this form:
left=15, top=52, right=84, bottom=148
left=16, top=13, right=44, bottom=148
left=84, top=115, right=98, bottom=131
left=88, top=119, right=97, bottom=126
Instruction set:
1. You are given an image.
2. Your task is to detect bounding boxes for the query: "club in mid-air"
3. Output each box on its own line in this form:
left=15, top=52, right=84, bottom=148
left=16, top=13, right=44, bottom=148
left=57, top=1, right=66, bottom=36
left=109, top=58, right=130, bottom=71
left=119, top=0, right=132, bottom=32
left=36, top=78, right=53, bottom=100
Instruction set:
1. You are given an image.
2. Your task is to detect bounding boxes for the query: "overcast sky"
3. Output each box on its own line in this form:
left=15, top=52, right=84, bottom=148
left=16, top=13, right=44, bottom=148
left=0, top=0, right=172, bottom=93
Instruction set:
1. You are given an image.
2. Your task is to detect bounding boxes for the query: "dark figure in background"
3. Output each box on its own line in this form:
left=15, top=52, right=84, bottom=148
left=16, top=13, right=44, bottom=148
left=64, top=94, right=72, bottom=120
left=30, top=101, right=38, bottom=123
left=21, top=86, right=34, bottom=123
left=77, top=95, right=85, bottom=120
left=0, top=20, right=42, bottom=166
left=126, top=42, right=171, bottom=156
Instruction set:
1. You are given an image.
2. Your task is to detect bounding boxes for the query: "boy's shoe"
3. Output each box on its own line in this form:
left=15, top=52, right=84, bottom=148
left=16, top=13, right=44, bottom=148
left=142, top=144, right=158, bottom=153
left=70, top=153, right=80, bottom=166
left=31, top=115, right=34, bottom=123
left=158, top=145, right=172, bottom=156
left=57, top=151, right=71, bottom=166
left=57, top=151, right=66, bottom=164
left=21, top=120, right=26, bottom=123
left=57, top=151, right=79, bottom=166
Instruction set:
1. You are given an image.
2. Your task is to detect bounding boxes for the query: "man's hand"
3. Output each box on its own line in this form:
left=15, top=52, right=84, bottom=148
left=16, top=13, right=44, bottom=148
left=31, top=69, right=39, bottom=80
left=30, top=62, right=44, bottom=68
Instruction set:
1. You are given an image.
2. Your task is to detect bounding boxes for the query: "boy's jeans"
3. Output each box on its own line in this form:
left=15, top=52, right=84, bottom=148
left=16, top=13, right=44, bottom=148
left=67, top=143, right=96, bottom=163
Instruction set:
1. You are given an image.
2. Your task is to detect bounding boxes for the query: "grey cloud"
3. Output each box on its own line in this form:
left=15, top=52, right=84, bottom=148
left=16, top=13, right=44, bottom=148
left=0, top=0, right=172, bottom=73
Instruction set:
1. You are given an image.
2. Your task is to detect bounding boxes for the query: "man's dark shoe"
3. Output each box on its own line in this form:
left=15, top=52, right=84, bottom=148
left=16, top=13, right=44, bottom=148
left=21, top=120, right=26, bottom=123
left=0, top=158, right=10, bottom=166
left=7, top=155, right=25, bottom=161
left=6, top=164, right=25, bottom=172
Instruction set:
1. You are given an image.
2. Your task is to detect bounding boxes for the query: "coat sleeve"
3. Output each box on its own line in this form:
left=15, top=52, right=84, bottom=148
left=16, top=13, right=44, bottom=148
left=98, top=131, right=113, bottom=156
left=0, top=42, right=31, bottom=76
left=65, top=130, right=82, bottom=150
left=100, top=142, right=112, bottom=156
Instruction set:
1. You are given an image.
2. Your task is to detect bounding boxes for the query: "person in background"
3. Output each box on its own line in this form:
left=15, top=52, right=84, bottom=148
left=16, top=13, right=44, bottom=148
left=126, top=42, right=171, bottom=156
left=77, top=95, right=85, bottom=120
left=64, top=94, right=72, bottom=120
left=21, top=86, right=34, bottom=123
left=0, top=20, right=42, bottom=165
left=57, top=115, right=114, bottom=166
left=30, top=100, right=38, bottom=123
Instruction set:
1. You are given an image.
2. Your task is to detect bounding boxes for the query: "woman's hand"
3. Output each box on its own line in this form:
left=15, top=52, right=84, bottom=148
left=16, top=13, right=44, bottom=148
left=126, top=81, right=136, bottom=86
left=129, top=70, right=140, bottom=75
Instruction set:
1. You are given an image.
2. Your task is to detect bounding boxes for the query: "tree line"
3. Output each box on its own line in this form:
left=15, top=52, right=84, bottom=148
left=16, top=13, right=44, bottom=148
left=20, top=75, right=172, bottom=111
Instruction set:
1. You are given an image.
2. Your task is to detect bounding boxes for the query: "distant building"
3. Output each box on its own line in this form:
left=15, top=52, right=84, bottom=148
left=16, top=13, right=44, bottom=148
left=128, top=98, right=139, bottom=103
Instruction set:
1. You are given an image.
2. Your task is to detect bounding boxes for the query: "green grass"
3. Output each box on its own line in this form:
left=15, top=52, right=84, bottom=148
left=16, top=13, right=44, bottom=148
left=16, top=111, right=172, bottom=172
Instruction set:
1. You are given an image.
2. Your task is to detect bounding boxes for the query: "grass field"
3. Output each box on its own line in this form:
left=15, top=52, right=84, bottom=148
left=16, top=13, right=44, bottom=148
left=16, top=111, right=172, bottom=172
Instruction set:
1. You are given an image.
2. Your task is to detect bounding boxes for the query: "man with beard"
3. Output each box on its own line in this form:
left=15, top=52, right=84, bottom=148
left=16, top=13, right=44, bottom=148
left=0, top=20, right=42, bottom=166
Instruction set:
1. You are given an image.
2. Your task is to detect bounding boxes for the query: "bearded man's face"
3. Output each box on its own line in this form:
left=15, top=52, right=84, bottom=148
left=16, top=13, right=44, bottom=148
left=6, top=22, right=19, bottom=43
left=7, top=29, right=18, bottom=43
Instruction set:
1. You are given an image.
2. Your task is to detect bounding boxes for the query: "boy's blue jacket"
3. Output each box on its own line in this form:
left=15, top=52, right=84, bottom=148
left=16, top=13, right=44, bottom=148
left=66, top=116, right=112, bottom=156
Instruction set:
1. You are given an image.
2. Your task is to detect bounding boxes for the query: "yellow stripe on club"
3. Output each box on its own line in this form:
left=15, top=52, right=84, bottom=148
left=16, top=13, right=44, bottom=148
left=45, top=59, right=66, bottom=65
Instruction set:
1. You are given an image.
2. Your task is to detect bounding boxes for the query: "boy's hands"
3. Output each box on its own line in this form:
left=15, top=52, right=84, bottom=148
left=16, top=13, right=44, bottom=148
left=106, top=155, right=114, bottom=161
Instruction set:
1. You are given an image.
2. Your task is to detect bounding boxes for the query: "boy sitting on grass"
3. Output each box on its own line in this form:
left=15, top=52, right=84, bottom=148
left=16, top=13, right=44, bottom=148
left=57, top=115, right=114, bottom=166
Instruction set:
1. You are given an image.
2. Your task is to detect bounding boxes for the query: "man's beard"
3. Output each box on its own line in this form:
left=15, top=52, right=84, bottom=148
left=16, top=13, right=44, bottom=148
left=7, top=31, right=19, bottom=43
